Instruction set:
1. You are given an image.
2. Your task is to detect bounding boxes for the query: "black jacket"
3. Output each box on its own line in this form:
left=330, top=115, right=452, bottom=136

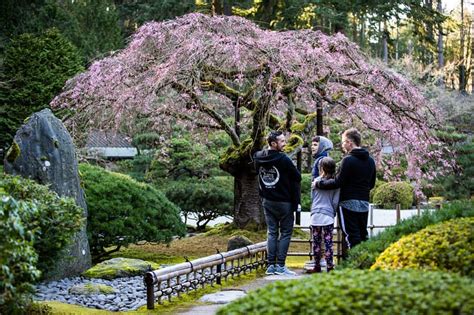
left=253, top=149, right=301, bottom=207
left=316, top=148, right=376, bottom=202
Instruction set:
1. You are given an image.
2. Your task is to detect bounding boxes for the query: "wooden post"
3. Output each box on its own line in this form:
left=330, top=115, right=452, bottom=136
left=396, top=204, right=401, bottom=223
left=417, top=203, right=420, bottom=216
left=145, top=272, right=155, bottom=310
left=369, top=204, right=374, bottom=238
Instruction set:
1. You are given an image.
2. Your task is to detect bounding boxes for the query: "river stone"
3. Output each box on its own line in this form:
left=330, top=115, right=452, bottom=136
left=3, top=108, right=91, bottom=280
left=227, top=235, right=253, bottom=251
left=69, top=284, right=116, bottom=295
left=82, top=258, right=160, bottom=280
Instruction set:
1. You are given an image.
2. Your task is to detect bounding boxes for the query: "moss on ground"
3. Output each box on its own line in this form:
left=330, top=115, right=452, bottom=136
left=84, top=258, right=161, bottom=279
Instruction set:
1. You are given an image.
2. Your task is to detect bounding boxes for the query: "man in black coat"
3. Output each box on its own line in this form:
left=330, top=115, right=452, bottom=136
left=254, top=130, right=301, bottom=276
left=314, top=128, right=376, bottom=258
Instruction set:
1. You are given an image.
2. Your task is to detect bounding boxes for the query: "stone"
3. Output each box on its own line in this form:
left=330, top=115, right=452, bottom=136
left=4, top=109, right=91, bottom=279
left=82, top=257, right=160, bottom=280
left=69, top=283, right=116, bottom=295
left=227, top=235, right=253, bottom=251
left=199, top=290, right=247, bottom=304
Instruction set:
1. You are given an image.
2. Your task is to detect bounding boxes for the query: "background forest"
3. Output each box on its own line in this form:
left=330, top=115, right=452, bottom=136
left=0, top=0, right=473, bottom=216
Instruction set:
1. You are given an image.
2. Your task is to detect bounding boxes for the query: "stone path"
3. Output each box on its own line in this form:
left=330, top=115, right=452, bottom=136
left=175, top=269, right=307, bottom=315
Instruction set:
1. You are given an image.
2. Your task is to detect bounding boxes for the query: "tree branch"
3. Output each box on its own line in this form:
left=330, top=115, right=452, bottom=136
left=171, top=82, right=240, bottom=146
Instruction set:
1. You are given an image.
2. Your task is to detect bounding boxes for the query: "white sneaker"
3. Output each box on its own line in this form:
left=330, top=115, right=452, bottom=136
left=275, top=265, right=297, bottom=276
left=320, top=259, right=327, bottom=267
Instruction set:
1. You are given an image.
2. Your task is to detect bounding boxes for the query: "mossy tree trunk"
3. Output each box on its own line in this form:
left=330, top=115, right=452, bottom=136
left=233, top=168, right=265, bottom=230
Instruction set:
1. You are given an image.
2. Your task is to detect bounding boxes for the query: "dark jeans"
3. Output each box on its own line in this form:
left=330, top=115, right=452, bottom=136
left=338, top=206, right=368, bottom=259
left=262, top=198, right=294, bottom=266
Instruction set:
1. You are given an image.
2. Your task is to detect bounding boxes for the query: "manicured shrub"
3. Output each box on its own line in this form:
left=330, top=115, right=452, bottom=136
left=372, top=217, right=474, bottom=277
left=163, top=177, right=233, bottom=231
left=0, top=28, right=83, bottom=150
left=0, top=196, right=41, bottom=314
left=369, top=179, right=386, bottom=203
left=0, top=174, right=83, bottom=275
left=218, top=270, right=474, bottom=314
left=300, top=173, right=311, bottom=211
left=79, top=164, right=186, bottom=260
left=341, top=200, right=474, bottom=269
left=372, top=181, right=413, bottom=209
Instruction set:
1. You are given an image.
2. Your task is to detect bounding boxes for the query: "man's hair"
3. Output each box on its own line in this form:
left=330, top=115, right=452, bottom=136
left=318, top=157, right=336, bottom=179
left=267, top=130, right=283, bottom=146
left=343, top=128, right=361, bottom=147
left=311, top=136, right=320, bottom=143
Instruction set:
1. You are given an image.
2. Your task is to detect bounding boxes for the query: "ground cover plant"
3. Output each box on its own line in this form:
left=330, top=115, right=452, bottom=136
left=0, top=174, right=83, bottom=275
left=341, top=200, right=474, bottom=269
left=372, top=217, right=474, bottom=277
left=218, top=269, right=474, bottom=314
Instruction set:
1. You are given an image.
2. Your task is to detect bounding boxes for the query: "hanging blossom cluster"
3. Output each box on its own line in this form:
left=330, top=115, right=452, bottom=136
left=51, top=13, right=452, bottom=190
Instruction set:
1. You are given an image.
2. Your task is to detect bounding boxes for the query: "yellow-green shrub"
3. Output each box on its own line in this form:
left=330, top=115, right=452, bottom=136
left=371, top=217, right=474, bottom=277
left=373, top=181, right=413, bottom=209
left=218, top=270, right=474, bottom=314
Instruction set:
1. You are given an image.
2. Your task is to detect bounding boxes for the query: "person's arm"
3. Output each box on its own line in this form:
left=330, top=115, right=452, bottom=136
left=370, top=159, right=376, bottom=190
left=332, top=189, right=340, bottom=214
left=286, top=156, right=301, bottom=209
left=316, top=158, right=348, bottom=190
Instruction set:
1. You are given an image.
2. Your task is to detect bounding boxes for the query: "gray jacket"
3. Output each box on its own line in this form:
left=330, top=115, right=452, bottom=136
left=311, top=176, right=340, bottom=217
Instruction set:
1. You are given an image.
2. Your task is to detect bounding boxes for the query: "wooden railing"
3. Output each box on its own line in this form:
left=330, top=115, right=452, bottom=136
left=144, top=242, right=267, bottom=309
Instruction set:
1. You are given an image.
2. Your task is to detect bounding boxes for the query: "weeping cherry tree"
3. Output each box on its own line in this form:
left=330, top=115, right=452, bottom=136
left=52, top=13, right=450, bottom=229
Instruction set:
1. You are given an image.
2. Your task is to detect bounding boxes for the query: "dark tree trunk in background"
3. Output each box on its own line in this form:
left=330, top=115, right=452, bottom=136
left=212, top=0, right=223, bottom=15
left=255, top=0, right=278, bottom=27
left=223, top=0, right=232, bottom=16
left=460, top=0, right=467, bottom=93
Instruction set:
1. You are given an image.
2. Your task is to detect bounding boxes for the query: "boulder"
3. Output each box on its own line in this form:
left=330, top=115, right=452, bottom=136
left=83, top=258, right=160, bottom=280
left=4, top=108, right=91, bottom=279
left=227, top=235, right=253, bottom=251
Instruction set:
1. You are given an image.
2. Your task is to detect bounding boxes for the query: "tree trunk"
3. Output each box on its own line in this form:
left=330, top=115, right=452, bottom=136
left=212, top=0, right=223, bottom=15
left=382, top=21, right=388, bottom=63
left=233, top=169, right=265, bottom=229
left=437, top=0, right=444, bottom=69
left=223, top=0, right=232, bottom=16
left=255, top=0, right=278, bottom=28
left=460, top=0, right=467, bottom=93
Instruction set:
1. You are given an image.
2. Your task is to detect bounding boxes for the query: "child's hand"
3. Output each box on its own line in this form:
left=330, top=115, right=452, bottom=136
left=311, top=179, right=318, bottom=190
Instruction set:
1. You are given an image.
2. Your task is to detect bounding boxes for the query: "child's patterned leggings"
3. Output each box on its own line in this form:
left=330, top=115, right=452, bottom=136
left=311, top=224, right=334, bottom=268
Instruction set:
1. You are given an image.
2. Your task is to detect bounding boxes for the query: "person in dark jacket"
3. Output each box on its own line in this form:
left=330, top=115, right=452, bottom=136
left=314, top=128, right=376, bottom=258
left=254, top=130, right=301, bottom=276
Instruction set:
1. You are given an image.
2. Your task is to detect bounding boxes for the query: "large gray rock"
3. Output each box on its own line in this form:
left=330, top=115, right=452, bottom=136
left=4, top=108, right=91, bottom=279
left=227, top=235, right=253, bottom=251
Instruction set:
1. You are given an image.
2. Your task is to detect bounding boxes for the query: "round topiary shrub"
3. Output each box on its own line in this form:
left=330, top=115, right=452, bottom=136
left=371, top=217, right=474, bottom=277
left=372, top=181, right=413, bottom=209
left=162, top=177, right=233, bottom=231
left=217, top=270, right=474, bottom=314
left=79, top=164, right=186, bottom=260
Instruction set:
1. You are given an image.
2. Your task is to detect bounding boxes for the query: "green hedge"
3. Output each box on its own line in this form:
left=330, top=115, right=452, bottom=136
left=79, top=164, right=186, bottom=260
left=341, top=200, right=474, bottom=270
left=372, top=217, right=474, bottom=277
left=300, top=173, right=311, bottom=211
left=0, top=196, right=41, bottom=314
left=0, top=174, right=83, bottom=275
left=372, top=181, right=413, bottom=209
left=218, top=270, right=474, bottom=314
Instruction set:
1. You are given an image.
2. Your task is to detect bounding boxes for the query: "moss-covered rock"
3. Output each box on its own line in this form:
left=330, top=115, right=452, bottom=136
left=371, top=217, right=474, bottom=277
left=218, top=270, right=474, bottom=314
left=69, top=283, right=116, bottom=295
left=373, top=181, right=413, bottom=209
left=82, top=257, right=160, bottom=279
